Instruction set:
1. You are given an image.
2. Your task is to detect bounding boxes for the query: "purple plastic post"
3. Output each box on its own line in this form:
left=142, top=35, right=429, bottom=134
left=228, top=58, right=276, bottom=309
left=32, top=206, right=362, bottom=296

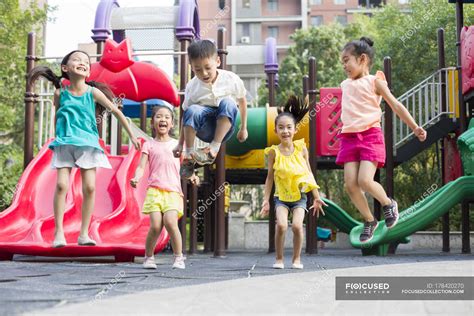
left=176, top=0, right=200, bottom=41
left=91, top=0, right=120, bottom=43
left=264, top=37, right=278, bottom=74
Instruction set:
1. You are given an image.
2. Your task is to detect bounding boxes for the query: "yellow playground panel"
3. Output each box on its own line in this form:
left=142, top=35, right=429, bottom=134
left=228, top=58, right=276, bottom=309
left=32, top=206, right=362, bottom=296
left=448, top=69, right=460, bottom=118
left=225, top=107, right=311, bottom=169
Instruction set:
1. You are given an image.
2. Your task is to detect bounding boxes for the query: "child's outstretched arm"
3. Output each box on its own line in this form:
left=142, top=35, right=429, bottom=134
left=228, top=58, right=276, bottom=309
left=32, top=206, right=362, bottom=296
left=375, top=79, right=427, bottom=142
left=259, top=149, right=275, bottom=217
left=236, top=97, right=248, bottom=143
left=303, top=147, right=327, bottom=217
left=92, top=88, right=140, bottom=150
left=130, top=153, right=148, bottom=188
left=173, top=117, right=185, bottom=158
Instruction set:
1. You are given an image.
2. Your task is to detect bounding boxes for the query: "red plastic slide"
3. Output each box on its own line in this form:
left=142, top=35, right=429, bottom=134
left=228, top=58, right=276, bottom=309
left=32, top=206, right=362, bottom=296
left=0, top=138, right=169, bottom=262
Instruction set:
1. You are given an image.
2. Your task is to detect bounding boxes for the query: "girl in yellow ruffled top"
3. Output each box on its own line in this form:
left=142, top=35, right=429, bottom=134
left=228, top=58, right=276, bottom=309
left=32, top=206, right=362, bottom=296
left=260, top=96, right=326, bottom=270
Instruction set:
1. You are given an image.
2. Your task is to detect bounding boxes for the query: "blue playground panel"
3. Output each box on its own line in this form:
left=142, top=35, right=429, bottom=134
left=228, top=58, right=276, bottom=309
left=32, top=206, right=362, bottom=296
left=122, top=99, right=171, bottom=118
left=317, top=227, right=332, bottom=242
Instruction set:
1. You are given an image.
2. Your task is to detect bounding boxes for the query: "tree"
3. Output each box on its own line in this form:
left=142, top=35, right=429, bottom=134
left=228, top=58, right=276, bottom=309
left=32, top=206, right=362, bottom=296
left=0, top=0, right=48, bottom=210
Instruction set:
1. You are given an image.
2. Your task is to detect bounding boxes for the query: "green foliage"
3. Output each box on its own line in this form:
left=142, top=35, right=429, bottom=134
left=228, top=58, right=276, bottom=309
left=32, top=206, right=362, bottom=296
left=0, top=0, right=48, bottom=211
left=0, top=144, right=23, bottom=211
left=0, top=0, right=48, bottom=143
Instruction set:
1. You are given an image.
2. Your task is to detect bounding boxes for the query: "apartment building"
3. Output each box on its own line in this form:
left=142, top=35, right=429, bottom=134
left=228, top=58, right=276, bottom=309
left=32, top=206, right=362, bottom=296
left=197, top=0, right=410, bottom=104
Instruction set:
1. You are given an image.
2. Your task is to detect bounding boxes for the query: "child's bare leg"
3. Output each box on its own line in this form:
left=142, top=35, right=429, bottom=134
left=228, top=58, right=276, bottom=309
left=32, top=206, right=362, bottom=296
left=163, top=211, right=182, bottom=256
left=79, top=168, right=96, bottom=238
left=145, top=212, right=163, bottom=257
left=291, top=208, right=305, bottom=264
left=183, top=125, right=197, bottom=157
left=358, top=161, right=391, bottom=206
left=53, top=167, right=71, bottom=239
left=205, top=116, right=232, bottom=157
left=275, top=206, right=289, bottom=263
left=344, top=162, right=374, bottom=222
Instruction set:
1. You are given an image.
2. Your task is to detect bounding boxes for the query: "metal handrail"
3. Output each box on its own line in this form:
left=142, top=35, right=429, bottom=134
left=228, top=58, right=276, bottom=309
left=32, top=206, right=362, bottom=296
left=383, top=67, right=457, bottom=152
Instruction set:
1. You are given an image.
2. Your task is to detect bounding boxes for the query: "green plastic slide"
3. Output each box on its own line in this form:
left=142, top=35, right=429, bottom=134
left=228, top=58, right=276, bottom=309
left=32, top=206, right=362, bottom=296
left=349, top=176, right=474, bottom=249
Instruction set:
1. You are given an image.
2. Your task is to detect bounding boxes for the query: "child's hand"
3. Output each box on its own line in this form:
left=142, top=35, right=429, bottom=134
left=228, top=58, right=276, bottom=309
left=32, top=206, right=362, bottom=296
left=189, top=174, right=200, bottom=186
left=130, top=177, right=139, bottom=188
left=413, top=126, right=427, bottom=142
left=131, top=137, right=140, bottom=150
left=259, top=200, right=270, bottom=217
left=310, top=198, right=327, bottom=217
left=173, top=144, right=183, bottom=158
left=237, top=128, right=248, bottom=143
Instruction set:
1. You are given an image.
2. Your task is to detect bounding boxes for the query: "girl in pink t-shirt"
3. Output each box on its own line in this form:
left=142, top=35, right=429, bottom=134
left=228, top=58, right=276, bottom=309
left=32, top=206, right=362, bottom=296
left=337, top=37, right=427, bottom=243
left=131, top=105, right=198, bottom=270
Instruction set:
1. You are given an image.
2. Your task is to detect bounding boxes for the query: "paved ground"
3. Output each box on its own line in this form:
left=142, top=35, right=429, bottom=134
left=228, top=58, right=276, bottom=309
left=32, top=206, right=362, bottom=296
left=0, top=248, right=472, bottom=315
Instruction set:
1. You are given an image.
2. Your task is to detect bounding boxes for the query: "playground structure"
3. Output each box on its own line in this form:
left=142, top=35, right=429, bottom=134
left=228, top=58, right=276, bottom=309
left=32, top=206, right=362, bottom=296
left=0, top=0, right=473, bottom=260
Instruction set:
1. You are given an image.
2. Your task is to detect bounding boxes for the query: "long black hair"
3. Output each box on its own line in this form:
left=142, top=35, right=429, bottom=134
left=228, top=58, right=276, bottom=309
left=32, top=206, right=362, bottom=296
left=27, top=50, right=114, bottom=114
left=275, top=95, right=309, bottom=128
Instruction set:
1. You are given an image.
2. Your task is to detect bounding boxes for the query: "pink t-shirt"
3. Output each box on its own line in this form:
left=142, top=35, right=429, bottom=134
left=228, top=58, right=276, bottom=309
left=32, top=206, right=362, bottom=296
left=340, top=71, right=387, bottom=133
left=142, top=138, right=183, bottom=195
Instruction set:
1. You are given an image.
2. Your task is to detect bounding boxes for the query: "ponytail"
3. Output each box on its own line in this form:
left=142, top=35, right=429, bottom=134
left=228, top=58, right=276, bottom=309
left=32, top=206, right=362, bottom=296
left=27, top=49, right=117, bottom=116
left=275, top=95, right=309, bottom=126
left=27, top=65, right=63, bottom=89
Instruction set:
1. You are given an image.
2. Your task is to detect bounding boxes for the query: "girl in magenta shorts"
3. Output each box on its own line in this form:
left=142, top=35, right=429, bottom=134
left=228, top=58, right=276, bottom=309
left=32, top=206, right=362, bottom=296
left=337, top=37, right=427, bottom=243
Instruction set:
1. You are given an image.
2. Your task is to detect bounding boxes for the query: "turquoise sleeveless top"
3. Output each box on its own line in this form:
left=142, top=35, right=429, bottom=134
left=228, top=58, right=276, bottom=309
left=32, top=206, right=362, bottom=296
left=49, top=85, right=103, bottom=152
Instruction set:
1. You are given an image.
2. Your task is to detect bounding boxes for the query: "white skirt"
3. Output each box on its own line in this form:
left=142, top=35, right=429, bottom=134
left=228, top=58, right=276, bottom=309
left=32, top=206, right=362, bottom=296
left=51, top=145, right=112, bottom=169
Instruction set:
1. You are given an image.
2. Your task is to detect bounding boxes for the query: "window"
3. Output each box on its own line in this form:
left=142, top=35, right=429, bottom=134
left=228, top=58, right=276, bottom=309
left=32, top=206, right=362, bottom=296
left=242, top=23, right=250, bottom=37
left=219, top=0, right=227, bottom=10
left=268, top=0, right=278, bottom=11
left=268, top=26, right=279, bottom=39
left=334, top=0, right=346, bottom=4
left=310, top=16, right=323, bottom=26
left=242, top=0, right=250, bottom=8
left=310, top=0, right=322, bottom=5
left=335, top=15, right=347, bottom=25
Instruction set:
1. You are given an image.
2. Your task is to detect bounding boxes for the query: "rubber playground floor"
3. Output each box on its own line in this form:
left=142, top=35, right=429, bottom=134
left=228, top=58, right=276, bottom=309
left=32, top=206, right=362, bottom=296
left=0, top=248, right=472, bottom=315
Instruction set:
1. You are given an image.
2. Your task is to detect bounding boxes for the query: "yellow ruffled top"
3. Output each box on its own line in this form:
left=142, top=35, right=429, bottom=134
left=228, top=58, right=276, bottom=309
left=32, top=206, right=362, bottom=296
left=264, top=139, right=320, bottom=202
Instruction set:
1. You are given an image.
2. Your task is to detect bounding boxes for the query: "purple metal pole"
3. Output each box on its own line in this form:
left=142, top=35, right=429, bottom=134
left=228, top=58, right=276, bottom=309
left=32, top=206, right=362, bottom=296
left=264, top=37, right=278, bottom=253
left=176, top=0, right=201, bottom=41
left=91, top=0, right=120, bottom=43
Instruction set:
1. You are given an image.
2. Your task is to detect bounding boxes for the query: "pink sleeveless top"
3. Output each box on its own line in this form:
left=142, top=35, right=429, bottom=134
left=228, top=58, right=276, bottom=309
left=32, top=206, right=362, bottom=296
left=340, top=71, right=387, bottom=133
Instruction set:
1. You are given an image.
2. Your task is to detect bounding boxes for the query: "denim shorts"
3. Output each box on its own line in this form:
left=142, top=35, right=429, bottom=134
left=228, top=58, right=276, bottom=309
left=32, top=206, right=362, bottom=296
left=274, top=194, right=308, bottom=212
left=183, top=98, right=238, bottom=143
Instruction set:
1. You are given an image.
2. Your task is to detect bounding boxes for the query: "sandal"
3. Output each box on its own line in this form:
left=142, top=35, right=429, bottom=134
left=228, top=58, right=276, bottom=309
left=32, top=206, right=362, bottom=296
left=180, top=159, right=195, bottom=178
left=193, top=148, right=217, bottom=166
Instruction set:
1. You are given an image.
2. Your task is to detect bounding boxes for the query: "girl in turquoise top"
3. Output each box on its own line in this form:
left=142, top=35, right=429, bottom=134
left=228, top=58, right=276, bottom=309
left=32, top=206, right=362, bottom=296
left=28, top=50, right=139, bottom=248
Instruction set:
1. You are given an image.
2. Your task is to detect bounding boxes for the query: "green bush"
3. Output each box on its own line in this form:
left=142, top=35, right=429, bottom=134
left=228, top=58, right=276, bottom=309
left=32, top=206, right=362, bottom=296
left=0, top=144, right=23, bottom=211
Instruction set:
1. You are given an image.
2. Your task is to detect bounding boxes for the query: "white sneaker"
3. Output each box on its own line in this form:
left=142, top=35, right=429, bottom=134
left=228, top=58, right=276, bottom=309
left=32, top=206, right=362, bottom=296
left=77, top=235, right=96, bottom=246
left=143, top=256, right=157, bottom=269
left=172, top=254, right=186, bottom=269
left=292, top=262, right=304, bottom=269
left=52, top=236, right=67, bottom=248
left=272, top=262, right=284, bottom=269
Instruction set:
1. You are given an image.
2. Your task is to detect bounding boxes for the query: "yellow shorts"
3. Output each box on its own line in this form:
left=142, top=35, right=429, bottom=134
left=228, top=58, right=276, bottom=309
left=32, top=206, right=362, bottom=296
left=142, top=187, right=183, bottom=217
